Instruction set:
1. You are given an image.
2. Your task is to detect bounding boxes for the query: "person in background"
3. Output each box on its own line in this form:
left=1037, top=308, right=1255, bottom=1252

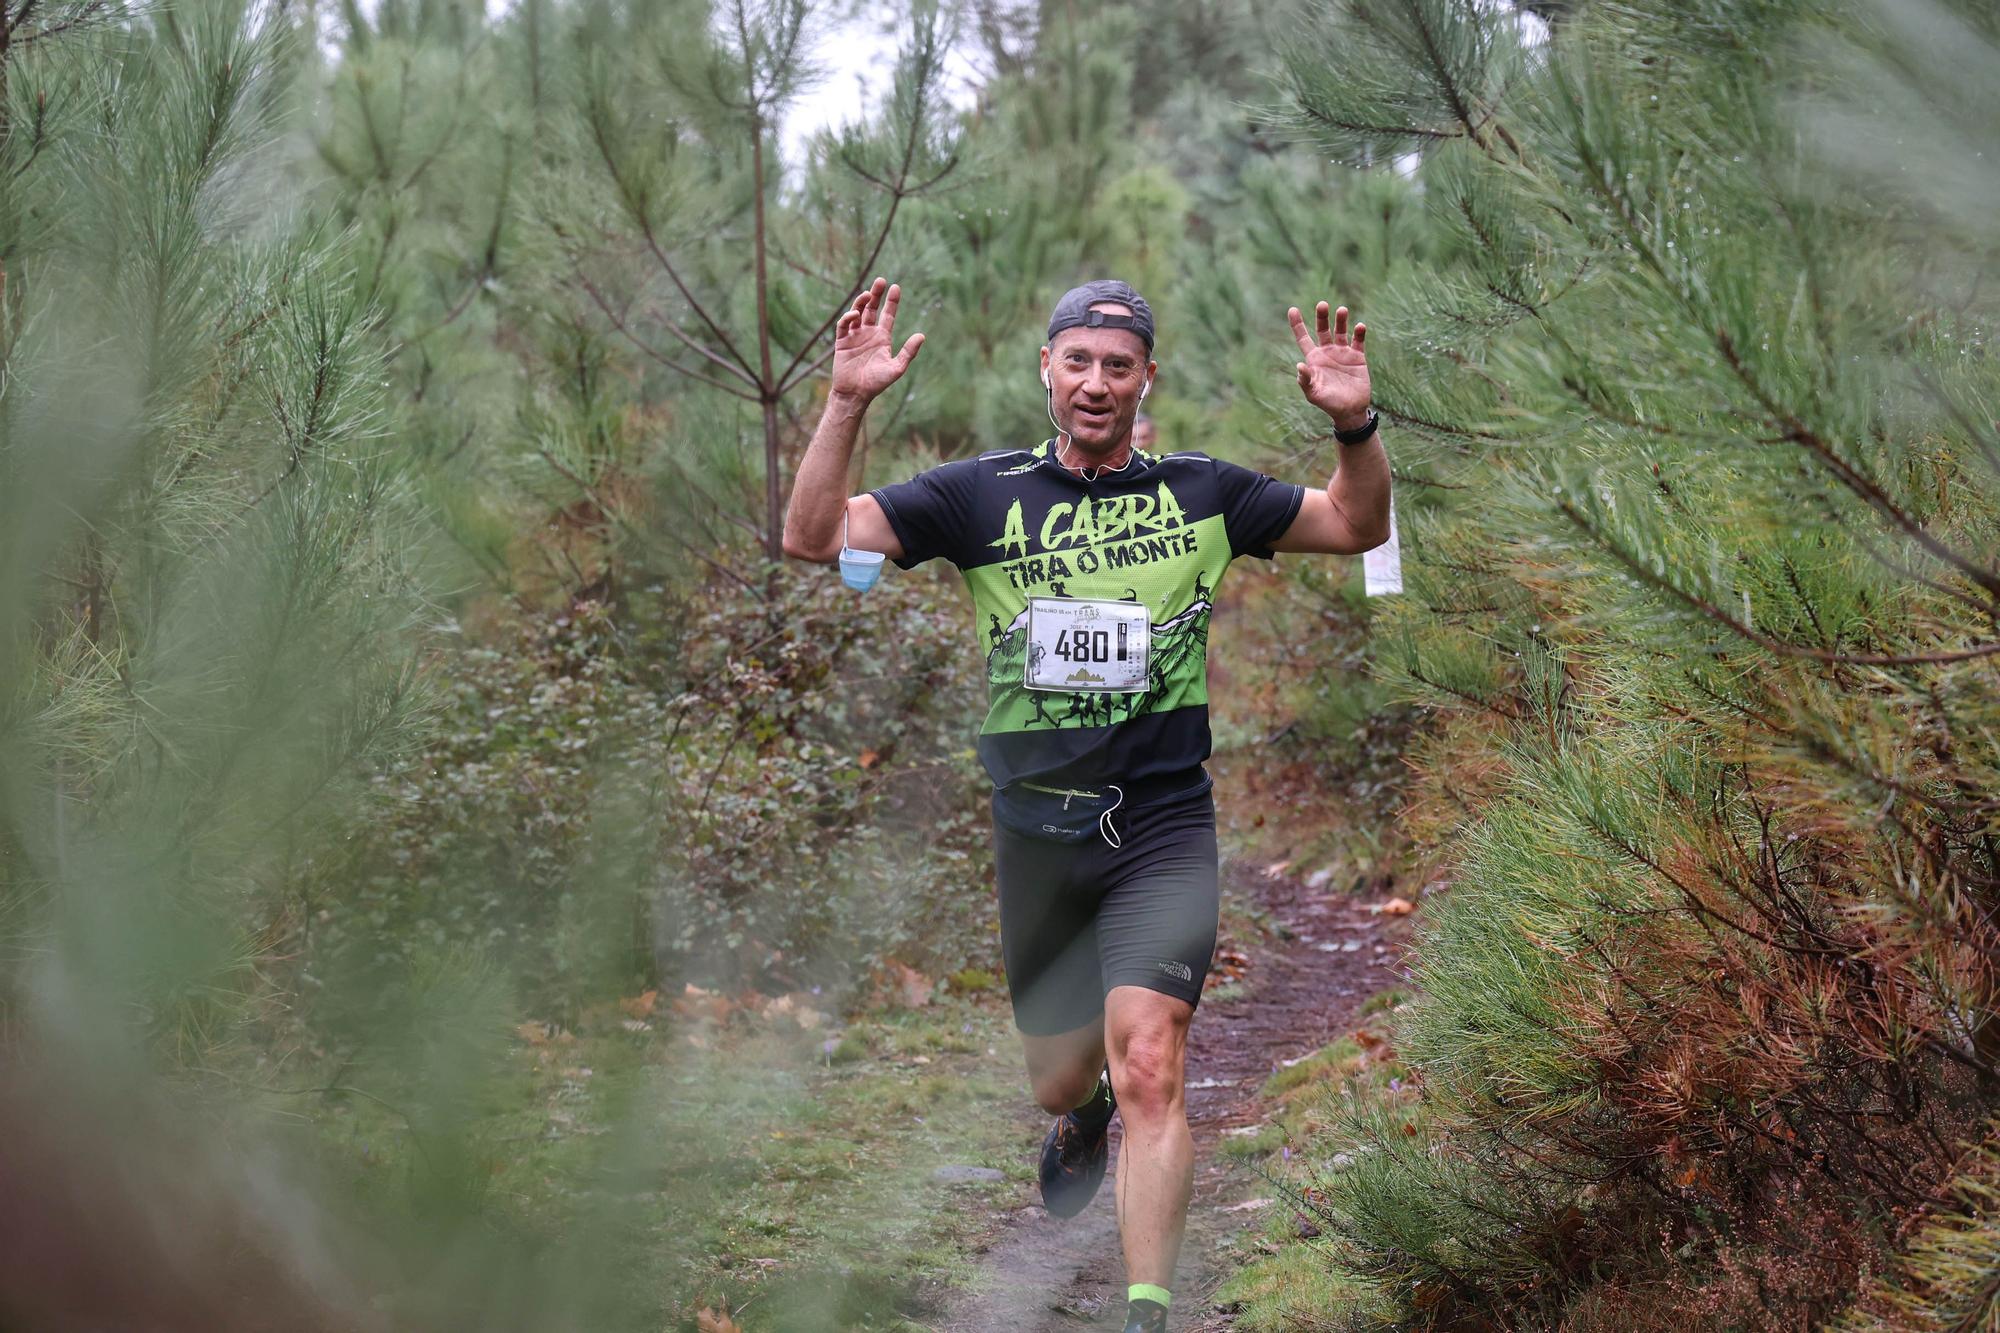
left=1132, top=412, right=1158, bottom=451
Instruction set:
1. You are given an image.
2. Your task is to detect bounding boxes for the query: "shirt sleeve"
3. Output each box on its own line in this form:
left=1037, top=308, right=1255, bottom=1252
left=869, top=458, right=980, bottom=570
left=1213, top=458, right=1306, bottom=560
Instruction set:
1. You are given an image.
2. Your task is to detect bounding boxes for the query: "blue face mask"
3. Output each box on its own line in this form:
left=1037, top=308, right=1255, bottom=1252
left=838, top=509, right=885, bottom=592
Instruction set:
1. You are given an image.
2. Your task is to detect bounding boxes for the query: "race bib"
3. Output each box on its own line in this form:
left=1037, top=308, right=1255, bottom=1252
left=1024, top=597, right=1150, bottom=693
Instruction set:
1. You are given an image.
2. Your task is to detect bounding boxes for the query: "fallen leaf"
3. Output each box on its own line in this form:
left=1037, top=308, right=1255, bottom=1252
left=515, top=1021, right=550, bottom=1046
left=889, top=962, right=934, bottom=1009
left=1261, top=860, right=1292, bottom=880
left=672, top=983, right=733, bottom=1024
left=766, top=993, right=829, bottom=1029
left=858, top=748, right=881, bottom=769
left=1352, top=1029, right=1384, bottom=1050
left=1223, top=1197, right=1273, bottom=1213
left=696, top=1307, right=743, bottom=1333
left=617, top=989, right=659, bottom=1020
left=1373, top=896, right=1416, bottom=916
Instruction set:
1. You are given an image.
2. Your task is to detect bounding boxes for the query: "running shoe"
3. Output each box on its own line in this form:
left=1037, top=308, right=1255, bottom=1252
left=1038, top=1072, right=1115, bottom=1218
left=1123, top=1298, right=1169, bottom=1333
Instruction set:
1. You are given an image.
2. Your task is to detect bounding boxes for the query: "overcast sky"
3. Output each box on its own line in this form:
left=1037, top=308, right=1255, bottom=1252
left=780, top=7, right=982, bottom=166
left=340, top=0, right=975, bottom=155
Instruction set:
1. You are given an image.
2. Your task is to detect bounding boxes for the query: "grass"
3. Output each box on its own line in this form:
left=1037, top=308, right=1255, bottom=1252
left=1216, top=1242, right=1389, bottom=1333
left=298, top=990, right=1041, bottom=1330
left=1213, top=986, right=1416, bottom=1331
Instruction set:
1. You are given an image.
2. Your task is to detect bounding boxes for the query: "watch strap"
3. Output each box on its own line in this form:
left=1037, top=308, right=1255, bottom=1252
left=1333, top=408, right=1380, bottom=446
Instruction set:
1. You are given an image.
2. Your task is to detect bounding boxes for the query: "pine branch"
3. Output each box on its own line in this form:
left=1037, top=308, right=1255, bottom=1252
left=10, top=0, right=108, bottom=46
left=1404, top=663, right=1522, bottom=718
left=1907, top=358, right=2000, bottom=479
left=566, top=260, right=757, bottom=400
left=1566, top=125, right=2000, bottom=608
left=536, top=449, right=764, bottom=599
left=1554, top=498, right=2000, bottom=666
left=1292, top=104, right=1463, bottom=142
left=1404, top=0, right=1489, bottom=150
left=1381, top=401, right=1511, bottom=442
left=1714, top=330, right=2000, bottom=607
left=577, top=100, right=761, bottom=383
left=775, top=34, right=955, bottom=394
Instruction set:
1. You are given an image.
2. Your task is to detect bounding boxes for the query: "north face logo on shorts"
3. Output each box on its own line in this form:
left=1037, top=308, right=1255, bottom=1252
left=1157, top=960, right=1194, bottom=982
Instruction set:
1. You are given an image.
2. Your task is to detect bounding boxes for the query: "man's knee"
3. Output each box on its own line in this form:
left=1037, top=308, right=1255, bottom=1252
left=1030, top=1067, right=1101, bottom=1116
left=1020, top=1021, right=1106, bottom=1116
left=1106, top=994, right=1191, bottom=1122
left=1110, top=1032, right=1182, bottom=1118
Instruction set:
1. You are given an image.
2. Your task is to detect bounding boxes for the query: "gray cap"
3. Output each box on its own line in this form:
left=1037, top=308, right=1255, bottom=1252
left=1046, top=279, right=1155, bottom=352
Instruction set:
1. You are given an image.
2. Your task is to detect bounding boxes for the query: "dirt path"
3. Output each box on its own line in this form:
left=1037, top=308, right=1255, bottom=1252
left=925, top=853, right=1404, bottom=1331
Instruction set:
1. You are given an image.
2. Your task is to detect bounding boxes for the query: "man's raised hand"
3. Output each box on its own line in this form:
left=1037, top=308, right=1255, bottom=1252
left=1288, top=301, right=1371, bottom=431
left=831, top=277, right=925, bottom=404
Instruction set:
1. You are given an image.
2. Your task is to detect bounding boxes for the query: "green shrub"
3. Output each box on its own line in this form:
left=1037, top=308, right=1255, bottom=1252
left=307, top=564, right=995, bottom=1028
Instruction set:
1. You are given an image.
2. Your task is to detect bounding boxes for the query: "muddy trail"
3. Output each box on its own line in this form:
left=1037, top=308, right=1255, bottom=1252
left=925, top=854, right=1406, bottom=1331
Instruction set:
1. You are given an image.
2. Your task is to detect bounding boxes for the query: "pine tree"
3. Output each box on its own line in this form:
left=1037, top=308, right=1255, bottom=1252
left=0, top=0, right=428, bottom=1046
left=537, top=0, right=961, bottom=562
left=305, top=0, right=544, bottom=597
left=1267, top=0, right=2000, bottom=1325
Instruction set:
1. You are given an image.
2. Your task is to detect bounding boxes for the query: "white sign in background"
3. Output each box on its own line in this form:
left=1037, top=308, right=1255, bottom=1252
left=1364, top=503, right=1403, bottom=597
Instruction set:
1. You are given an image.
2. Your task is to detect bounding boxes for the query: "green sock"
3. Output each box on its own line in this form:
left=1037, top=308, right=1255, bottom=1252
left=1129, top=1284, right=1171, bottom=1308
left=1071, top=1077, right=1114, bottom=1127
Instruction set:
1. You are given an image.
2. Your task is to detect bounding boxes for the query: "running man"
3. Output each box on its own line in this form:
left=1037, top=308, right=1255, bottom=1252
left=782, top=277, right=1390, bottom=1333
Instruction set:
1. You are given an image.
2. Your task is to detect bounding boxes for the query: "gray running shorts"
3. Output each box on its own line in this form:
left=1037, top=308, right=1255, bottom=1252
left=993, top=774, right=1219, bottom=1036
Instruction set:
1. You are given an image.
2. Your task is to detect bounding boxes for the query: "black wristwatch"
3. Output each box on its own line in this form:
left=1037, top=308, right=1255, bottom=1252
left=1332, top=408, right=1380, bottom=446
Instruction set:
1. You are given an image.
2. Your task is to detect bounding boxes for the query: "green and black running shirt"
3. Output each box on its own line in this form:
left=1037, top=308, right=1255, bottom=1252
left=871, top=440, right=1304, bottom=791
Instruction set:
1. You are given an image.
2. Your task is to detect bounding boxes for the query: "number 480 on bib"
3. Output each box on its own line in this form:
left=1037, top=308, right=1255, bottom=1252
left=1024, top=597, right=1150, bottom=693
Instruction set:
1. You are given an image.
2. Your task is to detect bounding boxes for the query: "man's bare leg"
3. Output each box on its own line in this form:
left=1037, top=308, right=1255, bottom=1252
left=1104, top=984, right=1195, bottom=1291
left=1020, top=1016, right=1107, bottom=1115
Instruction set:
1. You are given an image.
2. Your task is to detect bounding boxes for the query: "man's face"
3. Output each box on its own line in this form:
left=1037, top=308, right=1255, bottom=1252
left=1040, top=305, right=1155, bottom=457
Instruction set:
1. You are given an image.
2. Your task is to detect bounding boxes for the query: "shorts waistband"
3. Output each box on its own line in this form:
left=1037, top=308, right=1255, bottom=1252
left=1003, top=766, right=1210, bottom=808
